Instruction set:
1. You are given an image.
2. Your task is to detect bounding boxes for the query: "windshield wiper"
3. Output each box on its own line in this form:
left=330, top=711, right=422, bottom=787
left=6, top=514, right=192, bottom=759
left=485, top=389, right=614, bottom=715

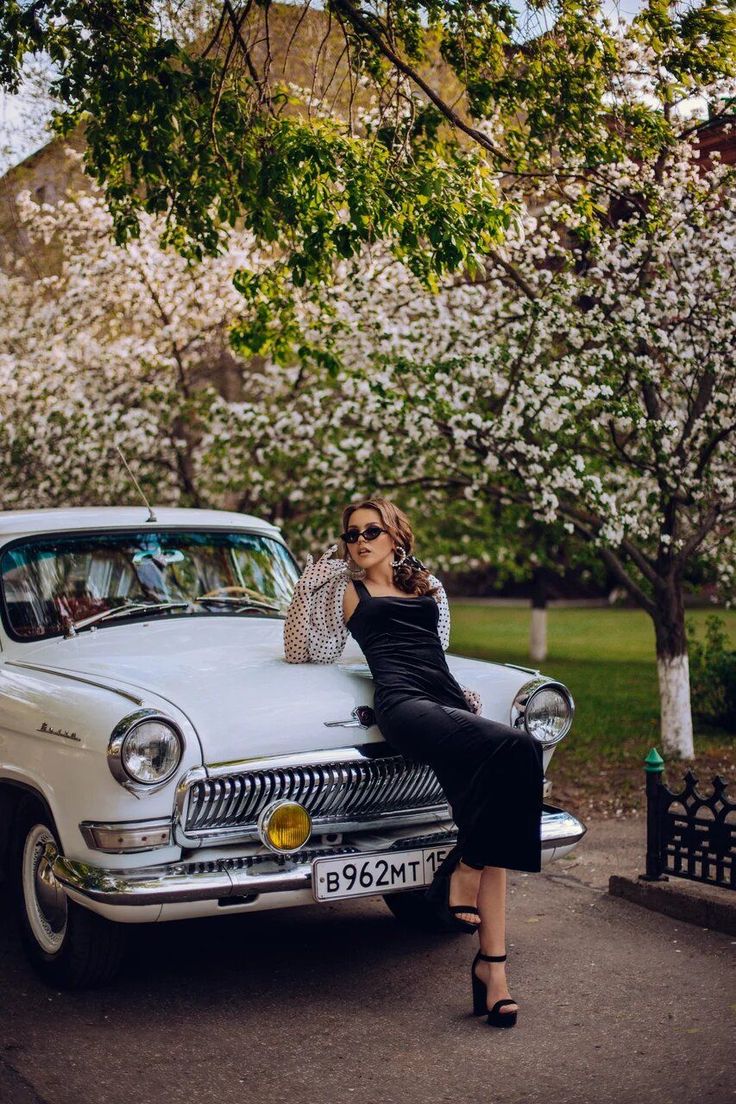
left=192, top=596, right=282, bottom=613
left=65, top=601, right=193, bottom=637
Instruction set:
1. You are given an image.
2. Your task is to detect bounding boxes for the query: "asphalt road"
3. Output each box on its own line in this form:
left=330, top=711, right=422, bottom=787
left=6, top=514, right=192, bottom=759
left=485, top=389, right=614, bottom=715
left=0, top=816, right=734, bottom=1104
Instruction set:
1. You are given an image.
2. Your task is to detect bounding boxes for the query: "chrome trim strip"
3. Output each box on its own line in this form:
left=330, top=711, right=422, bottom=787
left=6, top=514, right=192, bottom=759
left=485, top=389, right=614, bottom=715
left=177, top=805, right=451, bottom=848
left=175, top=764, right=208, bottom=835
left=52, top=808, right=587, bottom=907
left=206, top=746, right=388, bottom=773
left=4, top=660, right=145, bottom=705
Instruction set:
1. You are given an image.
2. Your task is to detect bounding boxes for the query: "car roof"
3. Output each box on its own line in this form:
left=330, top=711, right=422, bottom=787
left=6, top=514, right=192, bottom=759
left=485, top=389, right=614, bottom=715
left=0, top=506, right=283, bottom=541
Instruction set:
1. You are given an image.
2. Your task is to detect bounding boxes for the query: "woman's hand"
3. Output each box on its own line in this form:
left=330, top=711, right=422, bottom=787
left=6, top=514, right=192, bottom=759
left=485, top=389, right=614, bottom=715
left=297, top=544, right=347, bottom=590
left=460, top=685, right=483, bottom=715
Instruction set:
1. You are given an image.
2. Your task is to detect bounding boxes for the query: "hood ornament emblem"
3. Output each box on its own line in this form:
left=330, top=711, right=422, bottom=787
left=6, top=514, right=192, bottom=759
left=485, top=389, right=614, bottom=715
left=323, top=706, right=375, bottom=729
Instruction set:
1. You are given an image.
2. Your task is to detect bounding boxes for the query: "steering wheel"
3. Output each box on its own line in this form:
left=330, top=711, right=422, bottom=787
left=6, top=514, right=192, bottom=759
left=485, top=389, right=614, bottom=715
left=199, top=585, right=263, bottom=600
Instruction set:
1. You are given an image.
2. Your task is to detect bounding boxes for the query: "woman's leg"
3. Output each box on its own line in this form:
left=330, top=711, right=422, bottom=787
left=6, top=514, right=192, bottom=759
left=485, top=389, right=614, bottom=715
left=448, top=859, right=483, bottom=924
left=475, top=866, right=517, bottom=1014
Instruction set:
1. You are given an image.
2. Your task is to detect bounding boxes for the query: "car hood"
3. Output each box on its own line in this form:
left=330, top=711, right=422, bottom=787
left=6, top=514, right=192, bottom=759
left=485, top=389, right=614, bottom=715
left=12, top=617, right=538, bottom=763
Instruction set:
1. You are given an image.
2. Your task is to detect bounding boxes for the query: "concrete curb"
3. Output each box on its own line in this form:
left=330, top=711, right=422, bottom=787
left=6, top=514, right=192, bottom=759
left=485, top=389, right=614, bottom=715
left=609, top=871, right=736, bottom=936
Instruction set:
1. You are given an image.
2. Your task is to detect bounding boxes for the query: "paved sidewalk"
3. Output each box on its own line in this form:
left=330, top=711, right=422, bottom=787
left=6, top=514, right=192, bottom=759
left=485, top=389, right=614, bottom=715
left=0, top=815, right=734, bottom=1104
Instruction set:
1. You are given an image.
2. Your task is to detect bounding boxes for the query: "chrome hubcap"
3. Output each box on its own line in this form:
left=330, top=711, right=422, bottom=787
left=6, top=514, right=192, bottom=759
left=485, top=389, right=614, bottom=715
left=22, top=825, right=67, bottom=954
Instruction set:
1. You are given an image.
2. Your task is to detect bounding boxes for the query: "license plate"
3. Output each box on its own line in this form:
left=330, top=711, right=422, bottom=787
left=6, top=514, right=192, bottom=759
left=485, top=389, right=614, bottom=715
left=312, top=845, right=454, bottom=902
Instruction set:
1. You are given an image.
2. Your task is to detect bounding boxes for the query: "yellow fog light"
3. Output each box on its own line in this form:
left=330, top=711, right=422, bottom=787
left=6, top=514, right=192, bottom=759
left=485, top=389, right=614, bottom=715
left=257, top=800, right=312, bottom=854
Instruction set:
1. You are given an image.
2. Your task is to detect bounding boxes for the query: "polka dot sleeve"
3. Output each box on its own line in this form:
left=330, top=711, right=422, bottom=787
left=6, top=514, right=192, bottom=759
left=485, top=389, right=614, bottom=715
left=307, top=573, right=350, bottom=664
left=460, top=686, right=483, bottom=715
left=283, top=575, right=311, bottom=663
left=427, top=573, right=451, bottom=652
left=283, top=567, right=349, bottom=664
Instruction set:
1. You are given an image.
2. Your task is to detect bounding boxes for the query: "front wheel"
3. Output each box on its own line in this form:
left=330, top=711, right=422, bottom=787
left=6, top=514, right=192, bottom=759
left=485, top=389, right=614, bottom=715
left=11, top=801, right=128, bottom=989
left=382, top=888, right=459, bottom=933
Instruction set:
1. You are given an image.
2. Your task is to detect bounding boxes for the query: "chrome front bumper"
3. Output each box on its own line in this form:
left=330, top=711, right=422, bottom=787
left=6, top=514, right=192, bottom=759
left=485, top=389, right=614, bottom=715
left=51, top=805, right=587, bottom=909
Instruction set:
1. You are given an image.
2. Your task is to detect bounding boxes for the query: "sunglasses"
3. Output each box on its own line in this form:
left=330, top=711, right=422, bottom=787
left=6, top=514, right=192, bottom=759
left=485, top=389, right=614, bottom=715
left=340, top=525, right=388, bottom=544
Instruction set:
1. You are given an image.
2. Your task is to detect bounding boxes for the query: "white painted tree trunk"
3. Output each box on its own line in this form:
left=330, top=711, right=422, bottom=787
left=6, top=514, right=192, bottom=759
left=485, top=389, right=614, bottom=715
left=657, top=652, right=695, bottom=759
left=529, top=605, right=547, bottom=663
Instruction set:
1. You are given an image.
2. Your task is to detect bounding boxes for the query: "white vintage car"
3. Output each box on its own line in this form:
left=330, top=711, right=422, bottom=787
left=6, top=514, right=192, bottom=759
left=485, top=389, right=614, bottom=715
left=0, top=507, right=586, bottom=988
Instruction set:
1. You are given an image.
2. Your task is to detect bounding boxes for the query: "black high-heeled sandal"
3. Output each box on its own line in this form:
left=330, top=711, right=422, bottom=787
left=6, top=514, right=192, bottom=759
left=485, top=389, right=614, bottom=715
left=471, top=950, right=518, bottom=1028
left=424, top=844, right=481, bottom=933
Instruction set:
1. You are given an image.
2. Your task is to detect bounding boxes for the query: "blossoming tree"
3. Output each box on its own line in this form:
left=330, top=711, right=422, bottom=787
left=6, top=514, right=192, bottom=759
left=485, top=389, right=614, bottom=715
left=0, top=158, right=405, bottom=546
left=4, top=103, right=735, bottom=760
left=1, top=152, right=570, bottom=602
left=309, top=138, right=736, bottom=758
left=0, top=168, right=267, bottom=509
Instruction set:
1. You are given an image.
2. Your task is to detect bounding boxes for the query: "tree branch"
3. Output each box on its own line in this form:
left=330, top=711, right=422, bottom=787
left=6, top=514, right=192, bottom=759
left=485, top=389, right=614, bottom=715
left=484, top=248, right=538, bottom=301
left=675, top=503, right=721, bottom=568
left=558, top=508, right=658, bottom=616
left=329, top=0, right=508, bottom=162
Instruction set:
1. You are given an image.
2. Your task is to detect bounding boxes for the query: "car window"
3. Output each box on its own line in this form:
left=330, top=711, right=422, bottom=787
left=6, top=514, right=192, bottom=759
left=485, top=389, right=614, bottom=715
left=0, top=529, right=299, bottom=641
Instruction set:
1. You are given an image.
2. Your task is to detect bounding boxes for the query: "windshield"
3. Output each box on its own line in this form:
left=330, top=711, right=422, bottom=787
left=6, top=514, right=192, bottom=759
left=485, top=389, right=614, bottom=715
left=0, top=529, right=299, bottom=641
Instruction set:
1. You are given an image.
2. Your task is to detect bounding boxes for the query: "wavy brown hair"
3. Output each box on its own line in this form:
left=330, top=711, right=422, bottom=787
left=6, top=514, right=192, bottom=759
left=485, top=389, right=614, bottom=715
left=339, top=496, right=439, bottom=598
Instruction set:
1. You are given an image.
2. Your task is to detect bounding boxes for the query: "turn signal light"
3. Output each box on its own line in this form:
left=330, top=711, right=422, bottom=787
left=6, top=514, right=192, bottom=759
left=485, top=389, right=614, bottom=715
left=80, top=819, right=172, bottom=853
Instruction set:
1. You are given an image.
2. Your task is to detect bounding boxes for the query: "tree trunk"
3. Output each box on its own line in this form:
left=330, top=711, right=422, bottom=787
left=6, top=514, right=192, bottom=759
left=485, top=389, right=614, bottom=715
left=529, top=567, right=547, bottom=663
left=653, top=577, right=695, bottom=759
left=170, top=413, right=203, bottom=507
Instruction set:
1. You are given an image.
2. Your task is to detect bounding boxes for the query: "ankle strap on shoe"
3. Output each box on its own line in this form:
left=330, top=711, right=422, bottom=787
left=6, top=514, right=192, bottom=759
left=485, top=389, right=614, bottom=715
left=477, top=952, right=506, bottom=962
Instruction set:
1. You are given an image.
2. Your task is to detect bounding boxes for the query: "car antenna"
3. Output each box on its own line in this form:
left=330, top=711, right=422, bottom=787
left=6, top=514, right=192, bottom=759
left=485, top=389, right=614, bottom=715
left=115, top=445, right=158, bottom=523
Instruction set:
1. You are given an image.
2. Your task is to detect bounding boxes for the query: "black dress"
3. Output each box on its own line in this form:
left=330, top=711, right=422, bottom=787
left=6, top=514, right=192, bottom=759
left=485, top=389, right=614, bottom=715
left=346, top=577, right=544, bottom=872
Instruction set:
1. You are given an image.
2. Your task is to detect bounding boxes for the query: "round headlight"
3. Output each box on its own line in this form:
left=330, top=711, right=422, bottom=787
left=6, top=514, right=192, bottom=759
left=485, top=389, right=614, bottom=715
left=258, top=800, right=312, bottom=854
left=108, top=710, right=184, bottom=792
left=121, top=720, right=182, bottom=784
left=511, top=679, right=574, bottom=747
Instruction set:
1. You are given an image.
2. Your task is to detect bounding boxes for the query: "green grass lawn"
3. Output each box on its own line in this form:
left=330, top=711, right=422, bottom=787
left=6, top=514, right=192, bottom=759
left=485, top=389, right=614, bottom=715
left=448, top=603, right=736, bottom=817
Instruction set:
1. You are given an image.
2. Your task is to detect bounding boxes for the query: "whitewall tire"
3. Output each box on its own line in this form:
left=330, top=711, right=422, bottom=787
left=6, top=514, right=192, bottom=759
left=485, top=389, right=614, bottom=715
left=12, top=800, right=128, bottom=989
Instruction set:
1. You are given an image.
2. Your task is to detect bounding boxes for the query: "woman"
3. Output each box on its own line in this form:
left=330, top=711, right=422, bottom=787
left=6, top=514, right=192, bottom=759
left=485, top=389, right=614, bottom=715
left=283, top=496, right=544, bottom=1028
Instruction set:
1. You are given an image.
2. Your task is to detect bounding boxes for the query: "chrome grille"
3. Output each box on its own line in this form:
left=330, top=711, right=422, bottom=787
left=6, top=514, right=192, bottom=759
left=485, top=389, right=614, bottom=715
left=182, top=755, right=448, bottom=842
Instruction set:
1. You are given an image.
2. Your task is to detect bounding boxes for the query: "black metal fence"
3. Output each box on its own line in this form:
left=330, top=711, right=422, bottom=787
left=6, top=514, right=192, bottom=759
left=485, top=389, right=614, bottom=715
left=642, top=748, right=735, bottom=891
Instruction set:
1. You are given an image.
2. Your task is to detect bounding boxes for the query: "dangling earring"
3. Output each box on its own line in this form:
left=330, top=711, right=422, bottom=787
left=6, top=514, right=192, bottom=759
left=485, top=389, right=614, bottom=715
left=345, top=555, right=367, bottom=579
left=391, top=546, right=407, bottom=569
